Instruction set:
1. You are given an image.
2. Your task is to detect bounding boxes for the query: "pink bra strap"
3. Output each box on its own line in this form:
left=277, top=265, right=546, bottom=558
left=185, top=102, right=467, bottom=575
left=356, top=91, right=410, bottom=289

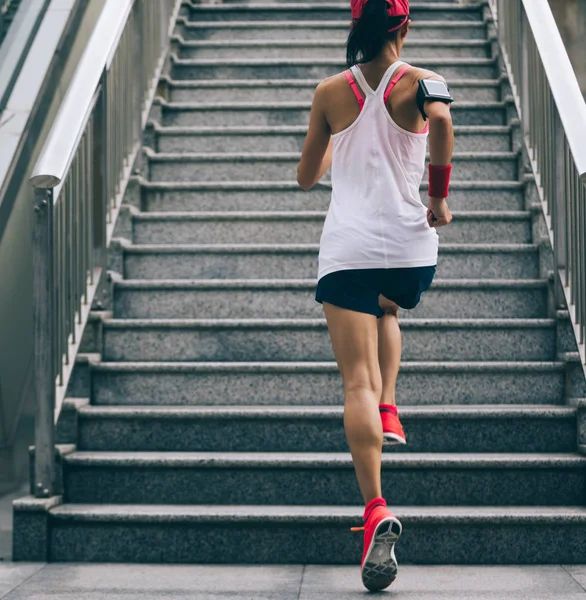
left=344, top=70, right=365, bottom=111
left=383, top=64, right=411, bottom=104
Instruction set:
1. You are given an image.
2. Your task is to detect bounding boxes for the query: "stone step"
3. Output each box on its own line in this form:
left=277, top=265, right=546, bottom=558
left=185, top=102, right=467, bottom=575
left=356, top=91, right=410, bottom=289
left=157, top=98, right=507, bottom=127
left=145, top=151, right=518, bottom=182
left=113, top=278, right=548, bottom=320
left=176, top=18, right=489, bottom=41
left=101, top=318, right=556, bottom=362
left=150, top=123, right=512, bottom=153
left=61, top=451, right=586, bottom=506
left=174, top=37, right=491, bottom=60
left=90, top=361, right=566, bottom=406
left=29, top=503, right=586, bottom=564
left=77, top=404, right=577, bottom=454
left=170, top=57, right=498, bottom=81
left=165, top=77, right=503, bottom=103
left=137, top=180, right=526, bottom=213
left=120, top=242, right=539, bottom=280
left=131, top=210, right=531, bottom=245
left=181, top=2, right=485, bottom=23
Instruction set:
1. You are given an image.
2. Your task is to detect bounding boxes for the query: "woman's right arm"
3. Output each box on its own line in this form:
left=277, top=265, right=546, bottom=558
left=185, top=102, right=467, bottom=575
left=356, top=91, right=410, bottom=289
left=425, top=97, right=454, bottom=227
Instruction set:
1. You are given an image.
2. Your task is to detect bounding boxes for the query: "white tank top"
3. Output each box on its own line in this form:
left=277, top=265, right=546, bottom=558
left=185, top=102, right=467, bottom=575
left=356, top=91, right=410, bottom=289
left=317, top=61, right=439, bottom=281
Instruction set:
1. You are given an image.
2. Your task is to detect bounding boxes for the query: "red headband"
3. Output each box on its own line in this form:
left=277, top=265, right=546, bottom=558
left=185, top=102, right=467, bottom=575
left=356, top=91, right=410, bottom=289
left=351, top=0, right=409, bottom=31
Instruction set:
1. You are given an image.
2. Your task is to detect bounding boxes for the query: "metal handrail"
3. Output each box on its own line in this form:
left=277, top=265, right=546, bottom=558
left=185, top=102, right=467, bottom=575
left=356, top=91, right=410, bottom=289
left=29, top=0, right=180, bottom=498
left=495, top=0, right=586, bottom=377
left=0, top=0, right=49, bottom=114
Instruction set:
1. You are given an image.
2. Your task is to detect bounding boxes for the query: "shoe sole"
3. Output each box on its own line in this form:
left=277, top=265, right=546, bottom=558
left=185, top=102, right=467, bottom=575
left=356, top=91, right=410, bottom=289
left=361, top=516, right=403, bottom=592
left=383, top=432, right=407, bottom=446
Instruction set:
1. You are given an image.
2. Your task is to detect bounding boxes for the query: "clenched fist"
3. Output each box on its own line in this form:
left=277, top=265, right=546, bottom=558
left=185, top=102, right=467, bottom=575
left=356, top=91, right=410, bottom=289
left=427, top=197, right=452, bottom=228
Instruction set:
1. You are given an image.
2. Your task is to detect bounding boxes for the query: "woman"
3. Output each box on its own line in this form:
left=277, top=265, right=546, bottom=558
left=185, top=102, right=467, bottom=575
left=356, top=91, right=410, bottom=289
left=297, top=0, right=454, bottom=591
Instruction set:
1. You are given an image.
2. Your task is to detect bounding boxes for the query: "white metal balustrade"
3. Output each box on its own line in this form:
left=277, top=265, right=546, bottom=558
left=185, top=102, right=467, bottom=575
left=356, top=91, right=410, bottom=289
left=29, top=0, right=181, bottom=498
left=494, top=0, right=586, bottom=375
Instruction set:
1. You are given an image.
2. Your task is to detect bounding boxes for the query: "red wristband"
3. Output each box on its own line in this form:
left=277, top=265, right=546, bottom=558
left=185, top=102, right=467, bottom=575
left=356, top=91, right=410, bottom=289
left=428, top=164, right=452, bottom=198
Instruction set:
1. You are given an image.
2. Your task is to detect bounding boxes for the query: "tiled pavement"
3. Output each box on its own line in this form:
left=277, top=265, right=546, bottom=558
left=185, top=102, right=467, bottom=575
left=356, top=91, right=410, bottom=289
left=2, top=563, right=586, bottom=599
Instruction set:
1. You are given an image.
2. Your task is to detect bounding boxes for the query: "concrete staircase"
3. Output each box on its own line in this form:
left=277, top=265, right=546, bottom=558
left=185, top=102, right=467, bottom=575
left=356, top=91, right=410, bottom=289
left=14, top=0, right=586, bottom=564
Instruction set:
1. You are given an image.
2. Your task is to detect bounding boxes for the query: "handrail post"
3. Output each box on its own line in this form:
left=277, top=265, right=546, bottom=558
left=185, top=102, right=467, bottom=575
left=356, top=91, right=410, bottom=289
left=93, top=79, right=108, bottom=273
left=32, top=187, right=56, bottom=498
left=553, top=111, right=567, bottom=309
left=519, top=5, right=530, bottom=140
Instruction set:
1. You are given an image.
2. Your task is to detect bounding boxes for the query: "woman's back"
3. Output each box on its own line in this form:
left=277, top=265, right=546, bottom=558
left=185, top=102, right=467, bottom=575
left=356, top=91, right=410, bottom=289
left=317, top=61, right=439, bottom=279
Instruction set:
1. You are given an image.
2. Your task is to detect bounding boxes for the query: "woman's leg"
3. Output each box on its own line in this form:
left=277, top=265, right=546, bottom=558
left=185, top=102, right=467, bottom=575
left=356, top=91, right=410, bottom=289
left=377, top=298, right=401, bottom=406
left=323, top=302, right=383, bottom=504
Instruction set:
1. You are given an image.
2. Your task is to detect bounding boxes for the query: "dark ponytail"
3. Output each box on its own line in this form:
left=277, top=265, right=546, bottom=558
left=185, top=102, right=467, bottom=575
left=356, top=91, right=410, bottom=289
left=346, top=0, right=406, bottom=67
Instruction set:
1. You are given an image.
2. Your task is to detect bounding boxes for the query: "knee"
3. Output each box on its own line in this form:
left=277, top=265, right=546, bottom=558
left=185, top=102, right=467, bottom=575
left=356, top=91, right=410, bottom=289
left=344, top=371, right=383, bottom=400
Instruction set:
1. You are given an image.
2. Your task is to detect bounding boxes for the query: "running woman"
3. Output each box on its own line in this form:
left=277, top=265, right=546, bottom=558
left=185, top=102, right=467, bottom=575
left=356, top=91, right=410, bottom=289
left=297, top=0, right=454, bottom=591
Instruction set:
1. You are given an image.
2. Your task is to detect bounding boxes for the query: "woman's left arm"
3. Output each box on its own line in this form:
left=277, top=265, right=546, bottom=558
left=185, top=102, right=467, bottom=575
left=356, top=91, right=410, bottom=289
left=297, top=82, right=332, bottom=191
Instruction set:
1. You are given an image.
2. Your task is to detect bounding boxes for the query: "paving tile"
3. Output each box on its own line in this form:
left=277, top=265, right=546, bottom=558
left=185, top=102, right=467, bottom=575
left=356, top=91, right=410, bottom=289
left=565, top=566, right=586, bottom=592
left=300, top=565, right=586, bottom=599
left=0, top=563, right=46, bottom=599
left=1, top=564, right=303, bottom=600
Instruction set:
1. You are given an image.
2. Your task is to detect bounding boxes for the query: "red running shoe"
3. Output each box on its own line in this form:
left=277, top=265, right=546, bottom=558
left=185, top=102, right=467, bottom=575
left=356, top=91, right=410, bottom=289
left=351, top=497, right=403, bottom=591
left=380, top=404, right=407, bottom=446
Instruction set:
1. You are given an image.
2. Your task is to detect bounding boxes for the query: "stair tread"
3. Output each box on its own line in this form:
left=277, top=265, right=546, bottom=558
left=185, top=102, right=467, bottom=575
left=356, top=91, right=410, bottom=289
left=121, top=242, right=538, bottom=251
left=164, top=78, right=503, bottom=87
left=132, top=210, right=530, bottom=220
left=113, top=277, right=548, bottom=289
left=136, top=178, right=525, bottom=190
left=172, top=56, right=495, bottom=65
left=185, top=2, right=484, bottom=10
left=178, top=19, right=488, bottom=28
left=92, top=360, right=566, bottom=371
left=77, top=404, right=576, bottom=417
left=102, top=317, right=556, bottom=327
left=176, top=38, right=490, bottom=47
left=64, top=451, right=586, bottom=467
left=48, top=503, right=586, bottom=522
left=150, top=123, right=513, bottom=133
left=145, top=150, right=518, bottom=160
left=158, top=99, right=506, bottom=108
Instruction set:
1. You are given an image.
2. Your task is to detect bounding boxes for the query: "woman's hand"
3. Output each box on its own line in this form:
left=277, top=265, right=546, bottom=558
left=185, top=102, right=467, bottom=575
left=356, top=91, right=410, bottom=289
left=427, top=197, right=452, bottom=227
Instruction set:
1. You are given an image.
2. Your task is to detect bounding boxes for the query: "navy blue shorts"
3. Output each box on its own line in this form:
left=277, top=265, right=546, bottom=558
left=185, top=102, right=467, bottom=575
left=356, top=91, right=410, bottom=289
left=315, top=266, right=436, bottom=318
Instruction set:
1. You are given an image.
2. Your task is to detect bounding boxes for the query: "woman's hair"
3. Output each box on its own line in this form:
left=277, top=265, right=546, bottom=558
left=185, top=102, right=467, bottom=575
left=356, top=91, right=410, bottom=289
left=346, top=0, right=408, bottom=66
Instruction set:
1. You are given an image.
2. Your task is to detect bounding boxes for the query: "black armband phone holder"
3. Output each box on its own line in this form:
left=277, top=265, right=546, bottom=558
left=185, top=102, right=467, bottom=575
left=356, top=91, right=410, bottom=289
left=416, top=79, right=454, bottom=120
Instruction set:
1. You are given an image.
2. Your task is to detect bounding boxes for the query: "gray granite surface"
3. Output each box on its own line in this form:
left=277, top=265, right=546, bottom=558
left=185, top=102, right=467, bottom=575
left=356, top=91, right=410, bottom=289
left=122, top=243, right=540, bottom=280
left=101, top=318, right=556, bottom=362
left=184, top=3, right=484, bottom=22
left=154, top=126, right=510, bottom=153
left=2, top=564, right=586, bottom=600
left=160, top=95, right=502, bottom=125
left=139, top=180, right=525, bottom=213
left=175, top=19, right=488, bottom=42
left=61, top=451, right=586, bottom=506
left=91, top=360, right=565, bottom=406
left=113, top=278, right=548, bottom=319
left=167, top=80, right=501, bottom=103
left=176, top=39, right=491, bottom=61
left=146, top=150, right=517, bottom=183
left=76, top=403, right=577, bottom=454
left=131, top=210, right=530, bottom=244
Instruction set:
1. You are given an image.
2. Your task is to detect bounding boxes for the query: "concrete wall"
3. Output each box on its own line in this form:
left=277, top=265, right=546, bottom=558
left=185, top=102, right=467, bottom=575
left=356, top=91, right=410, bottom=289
left=549, top=0, right=586, bottom=95
left=0, top=0, right=106, bottom=493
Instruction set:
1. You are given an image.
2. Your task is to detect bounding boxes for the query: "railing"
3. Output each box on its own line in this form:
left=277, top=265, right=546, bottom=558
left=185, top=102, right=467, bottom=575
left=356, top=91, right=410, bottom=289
left=29, top=0, right=180, bottom=498
left=0, top=0, right=19, bottom=41
left=495, top=0, right=586, bottom=376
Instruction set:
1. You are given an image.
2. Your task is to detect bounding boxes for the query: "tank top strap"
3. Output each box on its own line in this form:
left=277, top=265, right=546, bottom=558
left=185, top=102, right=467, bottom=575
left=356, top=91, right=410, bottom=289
left=350, top=65, right=375, bottom=96
left=382, top=62, right=412, bottom=104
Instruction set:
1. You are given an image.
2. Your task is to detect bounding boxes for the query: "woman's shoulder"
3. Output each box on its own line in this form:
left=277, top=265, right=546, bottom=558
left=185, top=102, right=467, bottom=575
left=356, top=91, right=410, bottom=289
left=407, top=66, right=447, bottom=84
left=317, top=70, right=357, bottom=95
